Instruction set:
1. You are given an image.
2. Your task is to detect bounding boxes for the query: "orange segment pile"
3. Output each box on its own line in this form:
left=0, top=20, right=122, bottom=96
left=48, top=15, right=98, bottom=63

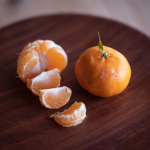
left=17, top=40, right=71, bottom=110
left=27, top=68, right=61, bottom=96
left=17, top=39, right=87, bottom=127
left=39, top=86, right=72, bottom=109
left=50, top=102, right=86, bottom=127
left=17, top=40, right=67, bottom=82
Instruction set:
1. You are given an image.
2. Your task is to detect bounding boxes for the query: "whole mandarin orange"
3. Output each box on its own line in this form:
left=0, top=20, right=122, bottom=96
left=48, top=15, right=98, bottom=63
left=75, top=33, right=131, bottom=97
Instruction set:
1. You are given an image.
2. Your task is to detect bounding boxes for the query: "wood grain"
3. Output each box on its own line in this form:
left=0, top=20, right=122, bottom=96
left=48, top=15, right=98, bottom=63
left=0, top=14, right=150, bottom=150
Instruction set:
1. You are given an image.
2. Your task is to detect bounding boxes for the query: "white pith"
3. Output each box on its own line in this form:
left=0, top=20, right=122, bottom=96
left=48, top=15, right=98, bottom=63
left=62, top=114, right=86, bottom=127
left=35, top=40, right=67, bottom=71
left=57, top=103, right=86, bottom=119
left=44, top=40, right=67, bottom=63
left=18, top=50, right=38, bottom=64
left=55, top=102, right=86, bottom=127
left=18, top=40, right=67, bottom=81
left=29, top=69, right=61, bottom=95
left=45, top=40, right=61, bottom=50
left=21, top=55, right=41, bottom=79
left=41, top=86, right=71, bottom=109
left=21, top=55, right=37, bottom=71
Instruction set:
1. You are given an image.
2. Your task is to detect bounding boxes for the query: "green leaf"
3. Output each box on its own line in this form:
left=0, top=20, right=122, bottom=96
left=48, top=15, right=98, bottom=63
left=98, top=32, right=104, bottom=54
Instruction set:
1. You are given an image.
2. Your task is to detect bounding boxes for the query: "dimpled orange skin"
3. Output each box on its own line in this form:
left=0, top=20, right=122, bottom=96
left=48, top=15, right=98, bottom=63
left=75, top=46, right=131, bottom=97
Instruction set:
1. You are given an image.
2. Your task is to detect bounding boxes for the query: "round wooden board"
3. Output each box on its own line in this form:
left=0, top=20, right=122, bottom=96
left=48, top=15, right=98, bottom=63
left=0, top=15, right=150, bottom=150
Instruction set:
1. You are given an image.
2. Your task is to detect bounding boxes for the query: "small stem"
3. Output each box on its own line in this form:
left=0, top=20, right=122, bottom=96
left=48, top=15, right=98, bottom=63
left=98, top=32, right=110, bottom=59
left=49, top=115, right=54, bottom=119
left=98, top=32, right=104, bottom=54
left=49, top=111, right=60, bottom=119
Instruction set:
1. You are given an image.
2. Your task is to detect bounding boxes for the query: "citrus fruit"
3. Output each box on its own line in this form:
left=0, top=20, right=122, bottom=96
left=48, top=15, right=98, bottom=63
left=17, top=40, right=67, bottom=82
left=75, top=33, right=131, bottom=97
left=39, top=86, right=72, bottom=109
left=27, top=68, right=61, bottom=96
left=50, top=102, right=86, bottom=127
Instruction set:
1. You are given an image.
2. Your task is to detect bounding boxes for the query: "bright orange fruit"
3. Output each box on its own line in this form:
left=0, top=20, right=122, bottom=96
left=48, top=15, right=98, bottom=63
left=50, top=102, right=86, bottom=127
left=27, top=68, right=61, bottom=96
left=39, top=86, right=72, bottom=109
left=75, top=33, right=131, bottom=97
left=17, top=40, right=67, bottom=82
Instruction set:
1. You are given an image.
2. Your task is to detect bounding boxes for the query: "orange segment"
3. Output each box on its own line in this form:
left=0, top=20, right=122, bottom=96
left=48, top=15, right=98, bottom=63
left=22, top=42, right=41, bottom=54
left=17, top=50, right=41, bottom=82
left=46, top=47, right=67, bottom=71
left=39, top=86, right=72, bottom=109
left=50, top=102, right=86, bottom=127
left=40, top=40, right=68, bottom=71
left=17, top=48, right=38, bottom=62
left=27, top=68, right=61, bottom=96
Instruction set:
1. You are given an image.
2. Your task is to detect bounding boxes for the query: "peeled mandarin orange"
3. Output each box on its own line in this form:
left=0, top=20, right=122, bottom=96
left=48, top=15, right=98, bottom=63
left=39, top=86, right=72, bottom=109
left=75, top=33, right=131, bottom=97
left=50, top=102, right=86, bottom=127
left=17, top=40, right=67, bottom=82
left=26, top=68, right=61, bottom=96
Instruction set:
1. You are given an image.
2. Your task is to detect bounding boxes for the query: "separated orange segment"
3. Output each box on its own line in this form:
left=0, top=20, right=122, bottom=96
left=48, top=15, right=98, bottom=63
left=50, top=102, right=86, bottom=127
left=39, top=86, right=72, bottom=109
left=27, top=68, right=61, bottom=96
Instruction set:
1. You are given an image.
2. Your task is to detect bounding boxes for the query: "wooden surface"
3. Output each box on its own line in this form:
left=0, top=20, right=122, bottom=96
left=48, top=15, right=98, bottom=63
left=0, top=15, right=150, bottom=150
left=0, top=0, right=150, bottom=37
